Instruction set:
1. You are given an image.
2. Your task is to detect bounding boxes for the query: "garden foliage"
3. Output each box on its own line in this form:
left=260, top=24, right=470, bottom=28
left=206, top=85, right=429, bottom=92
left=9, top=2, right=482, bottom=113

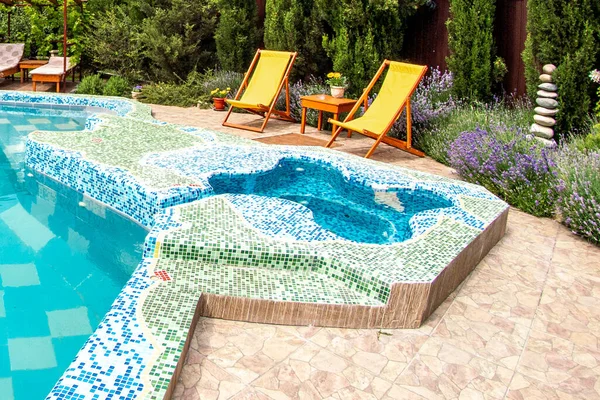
left=419, top=99, right=532, bottom=164
left=264, top=0, right=423, bottom=93
left=264, top=0, right=329, bottom=80
left=87, top=6, right=144, bottom=80
left=555, top=144, right=600, bottom=244
left=75, top=74, right=104, bottom=95
left=103, top=76, right=132, bottom=97
left=214, top=0, right=260, bottom=72
left=139, top=70, right=243, bottom=107
left=446, top=0, right=501, bottom=101
left=391, top=67, right=457, bottom=140
left=448, top=127, right=557, bottom=217
left=522, top=0, right=600, bottom=137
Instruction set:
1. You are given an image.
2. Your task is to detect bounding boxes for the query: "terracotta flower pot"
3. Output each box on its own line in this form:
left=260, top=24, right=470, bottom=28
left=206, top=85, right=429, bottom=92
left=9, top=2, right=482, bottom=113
left=213, top=97, right=226, bottom=111
left=330, top=86, right=345, bottom=98
left=131, top=91, right=141, bottom=100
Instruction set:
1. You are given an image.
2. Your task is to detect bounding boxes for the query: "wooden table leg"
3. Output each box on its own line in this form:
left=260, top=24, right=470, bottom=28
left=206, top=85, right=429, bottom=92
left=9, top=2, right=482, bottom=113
left=32, top=81, right=36, bottom=91
left=317, top=111, right=323, bottom=131
left=56, top=82, right=60, bottom=93
left=20, top=68, right=24, bottom=84
left=300, top=107, right=307, bottom=134
left=332, top=113, right=338, bottom=135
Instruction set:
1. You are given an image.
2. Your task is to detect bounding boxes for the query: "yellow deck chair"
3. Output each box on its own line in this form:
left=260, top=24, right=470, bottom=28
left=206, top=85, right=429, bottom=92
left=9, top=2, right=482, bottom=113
left=326, top=60, right=427, bottom=158
left=222, top=49, right=297, bottom=133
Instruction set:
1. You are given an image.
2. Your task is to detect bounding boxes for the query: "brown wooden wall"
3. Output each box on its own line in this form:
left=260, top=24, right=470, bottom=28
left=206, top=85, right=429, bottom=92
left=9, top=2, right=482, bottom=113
left=255, top=0, right=528, bottom=96
left=495, top=0, right=528, bottom=95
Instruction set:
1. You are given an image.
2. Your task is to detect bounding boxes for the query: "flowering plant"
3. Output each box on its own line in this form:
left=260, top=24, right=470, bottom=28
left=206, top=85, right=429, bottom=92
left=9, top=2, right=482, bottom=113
left=132, top=85, right=143, bottom=92
left=210, top=87, right=231, bottom=99
left=448, top=126, right=558, bottom=217
left=325, top=72, right=347, bottom=87
left=590, top=69, right=600, bottom=116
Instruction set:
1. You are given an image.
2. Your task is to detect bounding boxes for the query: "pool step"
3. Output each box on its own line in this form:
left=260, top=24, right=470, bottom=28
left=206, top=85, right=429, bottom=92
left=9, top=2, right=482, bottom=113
left=152, top=259, right=384, bottom=307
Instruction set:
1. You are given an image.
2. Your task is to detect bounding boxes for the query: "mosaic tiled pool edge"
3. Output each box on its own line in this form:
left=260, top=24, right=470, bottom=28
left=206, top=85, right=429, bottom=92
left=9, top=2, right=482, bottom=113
left=11, top=91, right=509, bottom=399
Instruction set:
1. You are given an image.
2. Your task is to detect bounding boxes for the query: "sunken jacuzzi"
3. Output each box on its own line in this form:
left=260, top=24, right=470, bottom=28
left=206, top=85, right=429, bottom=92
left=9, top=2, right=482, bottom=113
left=21, top=90, right=509, bottom=399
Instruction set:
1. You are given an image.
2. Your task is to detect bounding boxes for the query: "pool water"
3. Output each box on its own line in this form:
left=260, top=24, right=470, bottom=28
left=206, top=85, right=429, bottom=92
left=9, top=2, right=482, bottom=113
left=0, top=105, right=147, bottom=399
left=209, top=158, right=453, bottom=244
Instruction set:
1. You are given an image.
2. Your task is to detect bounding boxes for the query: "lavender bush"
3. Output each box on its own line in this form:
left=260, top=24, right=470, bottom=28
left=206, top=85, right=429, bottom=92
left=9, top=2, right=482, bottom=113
left=422, top=98, right=533, bottom=164
left=390, top=67, right=458, bottom=139
left=448, top=126, right=558, bottom=217
left=555, top=144, right=600, bottom=244
left=276, top=77, right=329, bottom=127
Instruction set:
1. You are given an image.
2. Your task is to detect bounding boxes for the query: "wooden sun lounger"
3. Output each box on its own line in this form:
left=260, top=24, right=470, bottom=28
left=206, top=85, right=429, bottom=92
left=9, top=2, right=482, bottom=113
left=0, top=43, right=24, bottom=81
left=31, top=56, right=76, bottom=93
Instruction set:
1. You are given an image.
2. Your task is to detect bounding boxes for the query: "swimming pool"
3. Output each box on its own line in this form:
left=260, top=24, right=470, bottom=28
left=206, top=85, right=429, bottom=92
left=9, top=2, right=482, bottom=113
left=0, top=104, right=147, bottom=399
left=7, top=91, right=509, bottom=399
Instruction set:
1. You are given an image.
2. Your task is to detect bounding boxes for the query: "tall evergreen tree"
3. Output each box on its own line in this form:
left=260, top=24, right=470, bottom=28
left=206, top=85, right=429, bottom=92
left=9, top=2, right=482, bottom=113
left=214, top=0, right=260, bottom=72
left=446, top=0, right=497, bottom=101
left=522, top=0, right=600, bottom=136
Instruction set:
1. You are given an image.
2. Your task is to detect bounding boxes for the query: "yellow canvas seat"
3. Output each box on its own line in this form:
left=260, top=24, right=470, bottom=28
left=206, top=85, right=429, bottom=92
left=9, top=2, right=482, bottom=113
left=223, top=49, right=297, bottom=133
left=326, top=61, right=427, bottom=158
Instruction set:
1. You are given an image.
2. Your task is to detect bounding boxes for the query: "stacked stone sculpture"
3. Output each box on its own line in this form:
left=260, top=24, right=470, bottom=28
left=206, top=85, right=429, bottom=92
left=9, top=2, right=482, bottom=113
left=530, top=64, right=558, bottom=146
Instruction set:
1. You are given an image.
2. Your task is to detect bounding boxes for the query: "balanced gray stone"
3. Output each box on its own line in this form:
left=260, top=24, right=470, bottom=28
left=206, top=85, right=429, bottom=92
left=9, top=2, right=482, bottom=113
left=537, top=90, right=558, bottom=99
left=542, top=64, right=557, bottom=74
left=531, top=123, right=554, bottom=139
left=538, top=83, right=557, bottom=91
left=535, top=136, right=556, bottom=147
left=534, top=106, right=559, bottom=116
left=539, top=74, right=553, bottom=83
left=534, top=114, right=556, bottom=127
left=536, top=98, right=558, bottom=108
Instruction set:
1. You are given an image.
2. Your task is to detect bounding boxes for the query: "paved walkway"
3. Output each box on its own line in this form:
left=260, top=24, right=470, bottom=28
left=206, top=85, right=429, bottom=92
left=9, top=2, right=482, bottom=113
left=150, top=106, right=600, bottom=400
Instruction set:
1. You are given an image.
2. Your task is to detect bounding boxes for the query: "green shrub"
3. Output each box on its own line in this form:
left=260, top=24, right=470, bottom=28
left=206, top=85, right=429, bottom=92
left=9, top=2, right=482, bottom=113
left=522, top=0, right=600, bottom=137
left=87, top=6, right=144, bottom=80
left=214, top=0, right=260, bottom=72
left=75, top=74, right=105, bottom=95
left=321, top=0, right=420, bottom=95
left=264, top=0, right=329, bottom=80
left=446, top=0, right=498, bottom=101
left=103, top=76, right=132, bottom=97
left=138, top=71, right=204, bottom=107
left=139, top=0, right=218, bottom=82
left=139, top=69, right=243, bottom=107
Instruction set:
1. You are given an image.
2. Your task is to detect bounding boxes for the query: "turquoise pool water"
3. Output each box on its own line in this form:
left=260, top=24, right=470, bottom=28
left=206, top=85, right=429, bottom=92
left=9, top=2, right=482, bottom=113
left=0, top=104, right=147, bottom=399
left=209, top=158, right=453, bottom=244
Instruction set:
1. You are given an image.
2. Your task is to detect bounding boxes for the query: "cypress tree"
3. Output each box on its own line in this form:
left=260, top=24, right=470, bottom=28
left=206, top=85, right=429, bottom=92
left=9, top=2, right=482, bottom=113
left=214, top=0, right=260, bottom=72
left=446, top=0, right=497, bottom=101
left=522, top=0, right=600, bottom=136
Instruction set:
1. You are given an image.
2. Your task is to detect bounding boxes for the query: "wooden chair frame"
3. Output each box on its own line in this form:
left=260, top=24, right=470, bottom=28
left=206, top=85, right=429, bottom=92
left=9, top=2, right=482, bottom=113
left=325, top=60, right=427, bottom=158
left=222, top=49, right=297, bottom=133
left=0, top=66, right=19, bottom=81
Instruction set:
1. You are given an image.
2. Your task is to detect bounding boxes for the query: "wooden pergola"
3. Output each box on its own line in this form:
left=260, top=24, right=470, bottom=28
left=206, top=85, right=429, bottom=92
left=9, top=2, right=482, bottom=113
left=0, top=0, right=85, bottom=75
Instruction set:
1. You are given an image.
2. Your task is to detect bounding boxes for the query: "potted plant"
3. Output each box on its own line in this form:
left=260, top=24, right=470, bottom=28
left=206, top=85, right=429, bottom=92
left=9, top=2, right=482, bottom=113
left=326, top=72, right=347, bottom=98
left=131, top=85, right=143, bottom=99
left=210, top=87, right=231, bottom=111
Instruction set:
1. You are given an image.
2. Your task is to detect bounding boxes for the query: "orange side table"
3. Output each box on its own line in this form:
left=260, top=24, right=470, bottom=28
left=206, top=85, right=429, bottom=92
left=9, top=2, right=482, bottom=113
left=300, top=94, right=357, bottom=135
left=19, top=59, right=48, bottom=83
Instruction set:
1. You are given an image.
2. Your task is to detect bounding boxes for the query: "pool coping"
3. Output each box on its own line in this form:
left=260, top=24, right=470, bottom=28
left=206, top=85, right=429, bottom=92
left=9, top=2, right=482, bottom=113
left=0, top=91, right=509, bottom=399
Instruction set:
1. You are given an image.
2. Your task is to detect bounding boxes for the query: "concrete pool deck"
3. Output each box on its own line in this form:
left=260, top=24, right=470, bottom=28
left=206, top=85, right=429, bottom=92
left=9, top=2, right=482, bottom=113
left=148, top=106, right=600, bottom=400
